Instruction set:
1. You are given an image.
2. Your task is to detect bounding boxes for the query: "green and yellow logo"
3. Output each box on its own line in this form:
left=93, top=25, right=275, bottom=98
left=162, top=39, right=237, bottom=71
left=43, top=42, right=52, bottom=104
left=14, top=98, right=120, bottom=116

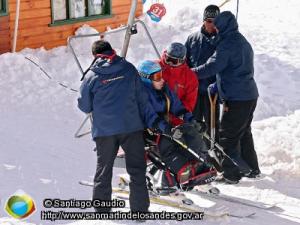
left=4, top=190, right=36, bottom=219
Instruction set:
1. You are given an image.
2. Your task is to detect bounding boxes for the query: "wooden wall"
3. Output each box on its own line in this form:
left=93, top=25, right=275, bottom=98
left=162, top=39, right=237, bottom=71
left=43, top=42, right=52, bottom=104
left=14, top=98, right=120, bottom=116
left=2, top=0, right=143, bottom=52
left=0, top=15, right=11, bottom=53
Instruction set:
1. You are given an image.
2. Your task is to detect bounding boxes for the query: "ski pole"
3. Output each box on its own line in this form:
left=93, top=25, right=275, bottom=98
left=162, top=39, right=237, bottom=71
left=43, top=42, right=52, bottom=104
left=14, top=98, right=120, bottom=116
left=25, top=57, right=78, bottom=93
left=202, top=132, right=240, bottom=168
left=162, top=134, right=205, bottom=163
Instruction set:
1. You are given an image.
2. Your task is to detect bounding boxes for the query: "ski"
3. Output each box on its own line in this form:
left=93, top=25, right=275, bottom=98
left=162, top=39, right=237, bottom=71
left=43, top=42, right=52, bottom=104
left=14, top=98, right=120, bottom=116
left=192, top=186, right=276, bottom=210
left=114, top=191, right=255, bottom=219
left=79, top=180, right=255, bottom=218
left=119, top=173, right=274, bottom=211
left=79, top=180, right=95, bottom=187
left=82, top=173, right=275, bottom=211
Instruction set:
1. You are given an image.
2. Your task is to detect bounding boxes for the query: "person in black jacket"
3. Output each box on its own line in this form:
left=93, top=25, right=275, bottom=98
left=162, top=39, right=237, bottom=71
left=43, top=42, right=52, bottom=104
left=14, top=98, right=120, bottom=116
left=78, top=40, right=149, bottom=213
left=185, top=5, right=220, bottom=144
left=192, top=11, right=260, bottom=183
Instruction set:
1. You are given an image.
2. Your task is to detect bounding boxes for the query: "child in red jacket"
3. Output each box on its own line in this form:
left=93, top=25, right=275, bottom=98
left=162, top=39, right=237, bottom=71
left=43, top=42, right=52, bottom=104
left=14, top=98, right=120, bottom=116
left=158, top=42, right=199, bottom=126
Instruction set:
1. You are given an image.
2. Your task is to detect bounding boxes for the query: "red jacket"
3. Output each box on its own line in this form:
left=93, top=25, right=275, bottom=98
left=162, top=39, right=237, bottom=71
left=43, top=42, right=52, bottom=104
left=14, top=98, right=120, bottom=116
left=158, top=55, right=198, bottom=126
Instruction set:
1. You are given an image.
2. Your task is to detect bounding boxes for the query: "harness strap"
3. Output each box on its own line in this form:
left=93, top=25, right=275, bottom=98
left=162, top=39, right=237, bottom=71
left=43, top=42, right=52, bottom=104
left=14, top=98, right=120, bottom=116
left=163, top=92, right=171, bottom=123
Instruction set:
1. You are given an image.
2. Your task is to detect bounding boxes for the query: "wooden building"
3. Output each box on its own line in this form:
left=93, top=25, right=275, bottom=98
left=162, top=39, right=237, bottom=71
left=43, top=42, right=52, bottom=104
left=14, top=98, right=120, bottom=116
left=0, top=0, right=143, bottom=53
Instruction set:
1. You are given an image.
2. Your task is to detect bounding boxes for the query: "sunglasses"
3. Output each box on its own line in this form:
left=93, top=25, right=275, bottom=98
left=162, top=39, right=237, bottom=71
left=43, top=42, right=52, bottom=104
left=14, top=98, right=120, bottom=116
left=205, top=19, right=214, bottom=23
left=164, top=54, right=185, bottom=67
left=150, top=71, right=163, bottom=82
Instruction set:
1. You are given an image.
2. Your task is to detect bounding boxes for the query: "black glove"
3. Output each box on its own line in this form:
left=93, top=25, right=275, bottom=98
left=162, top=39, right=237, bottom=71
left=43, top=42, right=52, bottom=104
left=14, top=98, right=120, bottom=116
left=164, top=124, right=183, bottom=140
left=208, top=82, right=218, bottom=95
left=171, top=127, right=183, bottom=139
left=191, top=120, right=206, bottom=133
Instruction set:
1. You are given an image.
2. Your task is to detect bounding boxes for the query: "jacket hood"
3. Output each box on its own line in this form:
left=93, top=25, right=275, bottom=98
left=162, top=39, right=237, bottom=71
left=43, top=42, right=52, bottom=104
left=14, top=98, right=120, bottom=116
left=214, top=11, right=238, bottom=37
left=91, top=55, right=127, bottom=75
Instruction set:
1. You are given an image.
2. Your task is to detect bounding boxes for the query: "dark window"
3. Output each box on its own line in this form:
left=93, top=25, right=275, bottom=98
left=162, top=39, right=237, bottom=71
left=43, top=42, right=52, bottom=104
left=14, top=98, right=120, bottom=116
left=51, top=0, right=111, bottom=25
left=0, top=0, right=8, bottom=16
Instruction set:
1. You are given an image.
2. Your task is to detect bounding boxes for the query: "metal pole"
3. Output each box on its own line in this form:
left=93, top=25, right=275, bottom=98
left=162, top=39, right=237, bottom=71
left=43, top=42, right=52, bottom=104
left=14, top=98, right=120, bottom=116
left=74, top=113, right=91, bottom=138
left=120, top=0, right=138, bottom=57
left=12, top=0, right=21, bottom=52
left=136, top=20, right=160, bottom=58
left=208, top=91, right=218, bottom=149
left=207, top=89, right=222, bottom=167
left=67, top=38, right=85, bottom=75
left=218, top=0, right=231, bottom=8
left=236, top=0, right=239, bottom=21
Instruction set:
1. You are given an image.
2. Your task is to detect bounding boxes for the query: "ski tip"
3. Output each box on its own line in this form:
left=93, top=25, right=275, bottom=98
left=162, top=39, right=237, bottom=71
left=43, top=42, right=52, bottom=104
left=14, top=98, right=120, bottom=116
left=79, top=180, right=94, bottom=187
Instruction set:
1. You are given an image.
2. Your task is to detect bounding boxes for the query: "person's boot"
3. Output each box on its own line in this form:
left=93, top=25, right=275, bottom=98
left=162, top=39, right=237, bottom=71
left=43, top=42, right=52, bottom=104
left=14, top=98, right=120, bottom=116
left=214, top=174, right=239, bottom=184
left=244, top=169, right=261, bottom=178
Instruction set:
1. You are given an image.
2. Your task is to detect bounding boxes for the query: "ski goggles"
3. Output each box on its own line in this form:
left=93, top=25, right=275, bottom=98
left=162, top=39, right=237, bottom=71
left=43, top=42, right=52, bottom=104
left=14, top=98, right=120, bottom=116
left=150, top=71, right=163, bottom=82
left=164, top=54, right=185, bottom=67
left=139, top=70, right=163, bottom=82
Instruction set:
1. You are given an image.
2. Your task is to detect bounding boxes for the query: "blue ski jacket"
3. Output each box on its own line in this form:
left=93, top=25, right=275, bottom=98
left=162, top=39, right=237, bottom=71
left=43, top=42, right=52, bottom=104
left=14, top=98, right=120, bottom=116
left=142, top=83, right=194, bottom=133
left=78, top=55, right=149, bottom=139
left=193, top=11, right=259, bottom=101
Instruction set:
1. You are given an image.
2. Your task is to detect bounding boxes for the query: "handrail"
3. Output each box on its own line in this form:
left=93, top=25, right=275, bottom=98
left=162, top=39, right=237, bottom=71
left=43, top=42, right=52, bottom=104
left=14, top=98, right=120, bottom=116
left=67, top=26, right=128, bottom=75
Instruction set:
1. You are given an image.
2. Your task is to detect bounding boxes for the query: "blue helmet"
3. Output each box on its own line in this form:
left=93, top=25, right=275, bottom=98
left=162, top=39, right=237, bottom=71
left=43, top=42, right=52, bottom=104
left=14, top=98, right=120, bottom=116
left=137, top=60, right=162, bottom=84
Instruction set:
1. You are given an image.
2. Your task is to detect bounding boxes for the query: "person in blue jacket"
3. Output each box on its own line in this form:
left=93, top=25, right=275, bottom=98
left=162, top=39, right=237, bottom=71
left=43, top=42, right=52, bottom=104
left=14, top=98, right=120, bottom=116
left=185, top=5, right=220, bottom=143
left=192, top=11, right=260, bottom=183
left=77, top=40, right=149, bottom=213
left=137, top=60, right=215, bottom=186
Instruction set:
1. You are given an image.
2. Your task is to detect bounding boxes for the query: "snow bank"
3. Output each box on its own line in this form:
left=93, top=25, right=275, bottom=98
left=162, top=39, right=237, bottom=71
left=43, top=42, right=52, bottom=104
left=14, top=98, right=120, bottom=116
left=0, top=0, right=299, bottom=224
left=254, top=110, right=300, bottom=176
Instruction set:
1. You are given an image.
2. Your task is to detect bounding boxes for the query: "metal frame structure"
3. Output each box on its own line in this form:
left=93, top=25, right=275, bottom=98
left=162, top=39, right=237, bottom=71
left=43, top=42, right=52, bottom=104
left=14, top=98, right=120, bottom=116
left=70, top=0, right=240, bottom=138
left=69, top=0, right=160, bottom=138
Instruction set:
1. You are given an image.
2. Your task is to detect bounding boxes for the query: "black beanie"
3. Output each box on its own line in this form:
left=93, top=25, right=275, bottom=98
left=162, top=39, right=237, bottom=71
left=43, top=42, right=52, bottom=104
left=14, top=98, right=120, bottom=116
left=203, top=5, right=220, bottom=21
left=92, top=40, right=113, bottom=55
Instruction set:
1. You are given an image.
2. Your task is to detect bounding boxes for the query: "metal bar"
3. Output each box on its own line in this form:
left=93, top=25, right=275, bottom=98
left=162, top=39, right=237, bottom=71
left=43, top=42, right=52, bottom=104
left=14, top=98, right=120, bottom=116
left=67, top=37, right=85, bottom=75
left=218, top=0, right=231, bottom=8
left=68, top=26, right=128, bottom=40
left=67, top=26, right=128, bottom=75
left=120, top=0, right=138, bottom=57
left=208, top=90, right=218, bottom=149
left=162, top=134, right=205, bottom=163
left=12, top=0, right=20, bottom=52
left=74, top=113, right=92, bottom=138
left=135, top=20, right=161, bottom=58
left=236, top=0, right=239, bottom=20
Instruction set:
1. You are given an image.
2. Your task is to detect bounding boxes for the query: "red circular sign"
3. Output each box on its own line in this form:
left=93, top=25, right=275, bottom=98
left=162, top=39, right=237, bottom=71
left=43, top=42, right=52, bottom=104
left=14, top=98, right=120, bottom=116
left=147, top=3, right=166, bottom=22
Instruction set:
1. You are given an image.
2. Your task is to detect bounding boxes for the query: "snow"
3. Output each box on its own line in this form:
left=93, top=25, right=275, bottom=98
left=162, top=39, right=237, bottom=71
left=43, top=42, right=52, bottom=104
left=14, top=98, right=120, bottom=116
left=0, top=0, right=300, bottom=224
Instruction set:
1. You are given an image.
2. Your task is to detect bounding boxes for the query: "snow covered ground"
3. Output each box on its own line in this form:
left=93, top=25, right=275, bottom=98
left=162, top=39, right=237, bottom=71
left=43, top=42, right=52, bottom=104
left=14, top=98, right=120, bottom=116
left=0, top=0, right=300, bottom=224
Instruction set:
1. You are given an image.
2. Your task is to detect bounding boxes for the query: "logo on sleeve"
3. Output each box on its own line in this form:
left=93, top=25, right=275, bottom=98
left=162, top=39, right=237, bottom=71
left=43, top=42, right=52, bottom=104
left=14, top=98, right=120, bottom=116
left=101, top=75, right=125, bottom=84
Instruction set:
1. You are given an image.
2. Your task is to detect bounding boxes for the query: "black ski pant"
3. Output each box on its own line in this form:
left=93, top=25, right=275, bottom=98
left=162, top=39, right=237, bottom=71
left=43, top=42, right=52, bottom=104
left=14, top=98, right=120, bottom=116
left=193, top=92, right=220, bottom=145
left=220, top=99, right=260, bottom=180
left=159, top=125, right=209, bottom=186
left=93, top=131, right=149, bottom=212
left=159, top=137, right=193, bottom=174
